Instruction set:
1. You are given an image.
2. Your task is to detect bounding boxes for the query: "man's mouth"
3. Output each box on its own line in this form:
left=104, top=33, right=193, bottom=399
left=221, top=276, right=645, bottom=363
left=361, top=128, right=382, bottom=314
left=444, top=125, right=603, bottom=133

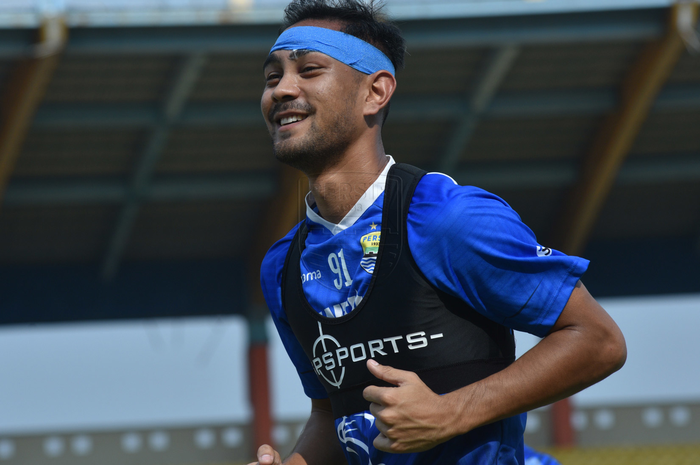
left=279, top=115, right=308, bottom=127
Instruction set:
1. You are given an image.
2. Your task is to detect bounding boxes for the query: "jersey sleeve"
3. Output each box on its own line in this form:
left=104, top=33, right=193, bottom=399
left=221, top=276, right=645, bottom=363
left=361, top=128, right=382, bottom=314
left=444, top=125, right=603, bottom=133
left=260, top=223, right=328, bottom=399
left=407, top=173, right=589, bottom=337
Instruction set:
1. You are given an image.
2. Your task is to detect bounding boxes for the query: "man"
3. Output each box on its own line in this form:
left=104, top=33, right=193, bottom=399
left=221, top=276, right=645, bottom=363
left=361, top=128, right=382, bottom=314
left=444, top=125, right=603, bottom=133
left=253, top=1, right=626, bottom=464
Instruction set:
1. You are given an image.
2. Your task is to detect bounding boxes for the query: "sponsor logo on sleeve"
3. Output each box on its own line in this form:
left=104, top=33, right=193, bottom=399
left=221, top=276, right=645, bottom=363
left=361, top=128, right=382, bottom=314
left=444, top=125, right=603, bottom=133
left=536, top=245, right=552, bottom=257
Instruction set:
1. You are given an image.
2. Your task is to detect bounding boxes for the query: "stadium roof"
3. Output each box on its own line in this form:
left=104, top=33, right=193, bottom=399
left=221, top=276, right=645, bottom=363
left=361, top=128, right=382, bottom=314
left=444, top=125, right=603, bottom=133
left=0, top=2, right=699, bottom=325
left=0, top=0, right=680, bottom=28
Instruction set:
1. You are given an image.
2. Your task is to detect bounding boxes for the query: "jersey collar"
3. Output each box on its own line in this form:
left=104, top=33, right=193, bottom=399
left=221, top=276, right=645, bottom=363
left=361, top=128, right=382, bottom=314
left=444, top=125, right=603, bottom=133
left=305, top=156, right=395, bottom=235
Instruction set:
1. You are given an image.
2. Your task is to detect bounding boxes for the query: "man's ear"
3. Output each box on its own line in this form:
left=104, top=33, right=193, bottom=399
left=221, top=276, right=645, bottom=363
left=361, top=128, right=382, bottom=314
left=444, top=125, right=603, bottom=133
left=363, top=71, right=397, bottom=118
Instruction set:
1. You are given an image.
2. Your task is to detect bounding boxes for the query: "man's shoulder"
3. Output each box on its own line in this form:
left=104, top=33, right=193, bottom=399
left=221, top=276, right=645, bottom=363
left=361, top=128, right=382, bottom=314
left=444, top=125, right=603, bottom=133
left=407, top=170, right=529, bottom=256
left=411, top=171, right=513, bottom=218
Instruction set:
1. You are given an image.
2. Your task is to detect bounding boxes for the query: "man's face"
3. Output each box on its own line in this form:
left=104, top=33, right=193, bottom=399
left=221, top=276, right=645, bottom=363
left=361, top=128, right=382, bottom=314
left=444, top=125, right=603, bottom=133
left=261, top=20, right=365, bottom=173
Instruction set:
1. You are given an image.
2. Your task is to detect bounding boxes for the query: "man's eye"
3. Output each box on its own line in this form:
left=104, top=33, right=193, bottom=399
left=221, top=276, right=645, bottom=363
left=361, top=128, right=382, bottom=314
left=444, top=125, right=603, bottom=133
left=301, top=66, right=319, bottom=73
left=265, top=73, right=281, bottom=83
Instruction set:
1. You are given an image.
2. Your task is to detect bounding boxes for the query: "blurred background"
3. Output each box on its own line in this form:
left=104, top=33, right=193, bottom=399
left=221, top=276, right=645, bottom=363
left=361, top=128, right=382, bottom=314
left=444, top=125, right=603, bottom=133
left=0, top=0, right=699, bottom=464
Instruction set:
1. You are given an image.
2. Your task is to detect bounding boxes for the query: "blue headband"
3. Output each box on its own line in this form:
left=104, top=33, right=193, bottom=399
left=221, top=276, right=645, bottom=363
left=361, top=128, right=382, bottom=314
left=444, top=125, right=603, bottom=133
left=269, top=26, right=395, bottom=76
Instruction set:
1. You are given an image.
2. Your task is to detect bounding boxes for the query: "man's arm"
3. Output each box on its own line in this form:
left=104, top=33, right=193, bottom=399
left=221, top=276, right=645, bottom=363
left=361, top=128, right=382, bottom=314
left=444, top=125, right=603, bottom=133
left=247, top=398, right=347, bottom=465
left=363, top=281, right=627, bottom=453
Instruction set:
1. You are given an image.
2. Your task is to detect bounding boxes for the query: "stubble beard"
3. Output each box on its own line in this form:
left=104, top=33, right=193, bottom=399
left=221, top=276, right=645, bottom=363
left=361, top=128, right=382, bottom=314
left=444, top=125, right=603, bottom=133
left=272, top=105, right=357, bottom=176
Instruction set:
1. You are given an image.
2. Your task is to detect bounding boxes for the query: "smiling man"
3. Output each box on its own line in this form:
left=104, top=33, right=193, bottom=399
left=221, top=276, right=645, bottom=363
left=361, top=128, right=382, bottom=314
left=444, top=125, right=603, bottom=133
left=253, top=1, right=626, bottom=465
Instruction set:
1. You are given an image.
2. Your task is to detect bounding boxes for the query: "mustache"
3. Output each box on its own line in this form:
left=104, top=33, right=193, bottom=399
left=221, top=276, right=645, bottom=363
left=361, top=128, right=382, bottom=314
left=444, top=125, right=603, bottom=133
left=268, top=101, right=314, bottom=122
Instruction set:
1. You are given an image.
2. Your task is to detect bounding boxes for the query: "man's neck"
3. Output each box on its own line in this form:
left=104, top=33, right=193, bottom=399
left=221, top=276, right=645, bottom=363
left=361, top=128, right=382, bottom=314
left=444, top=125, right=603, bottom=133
left=307, top=149, right=389, bottom=225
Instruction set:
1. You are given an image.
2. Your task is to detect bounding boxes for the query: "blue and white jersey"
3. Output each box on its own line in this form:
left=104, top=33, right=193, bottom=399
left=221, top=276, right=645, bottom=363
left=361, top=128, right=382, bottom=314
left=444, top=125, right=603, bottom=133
left=260, top=157, right=589, bottom=465
left=299, top=160, right=390, bottom=318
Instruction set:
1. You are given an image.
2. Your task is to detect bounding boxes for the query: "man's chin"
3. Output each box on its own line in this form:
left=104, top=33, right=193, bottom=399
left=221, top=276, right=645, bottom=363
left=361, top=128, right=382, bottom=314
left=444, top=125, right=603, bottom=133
left=273, top=143, right=310, bottom=167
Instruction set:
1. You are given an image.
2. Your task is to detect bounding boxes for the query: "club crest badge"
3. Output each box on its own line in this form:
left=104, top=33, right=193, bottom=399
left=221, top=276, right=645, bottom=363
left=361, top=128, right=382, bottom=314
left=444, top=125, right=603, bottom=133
left=360, top=231, right=380, bottom=274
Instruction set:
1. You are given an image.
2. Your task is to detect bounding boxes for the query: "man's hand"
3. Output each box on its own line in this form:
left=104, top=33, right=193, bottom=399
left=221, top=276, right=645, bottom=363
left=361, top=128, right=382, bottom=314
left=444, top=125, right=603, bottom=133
left=362, top=359, right=459, bottom=453
left=246, top=398, right=345, bottom=465
left=247, top=444, right=282, bottom=465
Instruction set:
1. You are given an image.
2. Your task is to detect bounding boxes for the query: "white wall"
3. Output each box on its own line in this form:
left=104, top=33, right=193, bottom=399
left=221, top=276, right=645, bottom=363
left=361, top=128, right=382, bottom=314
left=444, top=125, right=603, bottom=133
left=0, top=317, right=251, bottom=434
left=575, top=294, right=700, bottom=407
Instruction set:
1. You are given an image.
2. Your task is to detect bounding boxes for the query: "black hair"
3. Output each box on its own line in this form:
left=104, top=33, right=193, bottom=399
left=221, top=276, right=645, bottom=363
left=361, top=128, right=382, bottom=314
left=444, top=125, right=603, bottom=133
left=280, top=0, right=406, bottom=73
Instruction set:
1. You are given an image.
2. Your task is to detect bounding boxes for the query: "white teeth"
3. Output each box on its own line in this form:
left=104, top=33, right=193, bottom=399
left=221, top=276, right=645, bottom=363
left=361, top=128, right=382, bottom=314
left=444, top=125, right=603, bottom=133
left=280, top=115, right=305, bottom=126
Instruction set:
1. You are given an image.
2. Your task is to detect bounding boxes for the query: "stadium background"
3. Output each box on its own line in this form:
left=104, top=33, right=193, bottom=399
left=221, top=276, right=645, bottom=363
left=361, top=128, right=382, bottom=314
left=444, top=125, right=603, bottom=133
left=0, top=0, right=699, bottom=463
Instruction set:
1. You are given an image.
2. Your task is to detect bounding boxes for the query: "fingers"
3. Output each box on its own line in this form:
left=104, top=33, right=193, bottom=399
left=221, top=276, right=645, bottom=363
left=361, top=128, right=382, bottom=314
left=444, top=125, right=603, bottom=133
left=364, top=359, right=420, bottom=405
left=368, top=398, right=383, bottom=418
left=373, top=432, right=393, bottom=452
left=363, top=383, right=387, bottom=405
left=247, top=444, right=281, bottom=465
left=366, top=359, right=417, bottom=385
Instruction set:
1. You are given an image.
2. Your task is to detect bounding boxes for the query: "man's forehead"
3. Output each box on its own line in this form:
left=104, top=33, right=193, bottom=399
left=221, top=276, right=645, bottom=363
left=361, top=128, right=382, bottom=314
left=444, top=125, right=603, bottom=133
left=275, top=49, right=322, bottom=60
left=263, top=49, right=330, bottom=69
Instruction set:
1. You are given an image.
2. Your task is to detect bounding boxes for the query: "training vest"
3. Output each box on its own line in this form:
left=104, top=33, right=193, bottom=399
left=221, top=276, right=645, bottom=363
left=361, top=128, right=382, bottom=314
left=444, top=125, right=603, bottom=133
left=282, top=163, right=515, bottom=418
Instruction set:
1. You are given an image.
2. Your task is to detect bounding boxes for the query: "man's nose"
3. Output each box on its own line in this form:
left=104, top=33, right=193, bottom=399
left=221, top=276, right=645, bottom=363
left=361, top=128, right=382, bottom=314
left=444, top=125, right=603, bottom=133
left=271, top=73, right=300, bottom=103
